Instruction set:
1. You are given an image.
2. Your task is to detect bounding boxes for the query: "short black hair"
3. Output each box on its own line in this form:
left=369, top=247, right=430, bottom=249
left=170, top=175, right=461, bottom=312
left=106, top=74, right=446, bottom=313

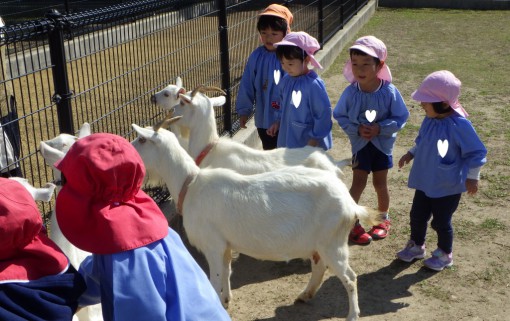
left=276, top=45, right=307, bottom=62
left=257, top=15, right=288, bottom=34
left=432, top=101, right=453, bottom=114
left=350, top=48, right=381, bottom=65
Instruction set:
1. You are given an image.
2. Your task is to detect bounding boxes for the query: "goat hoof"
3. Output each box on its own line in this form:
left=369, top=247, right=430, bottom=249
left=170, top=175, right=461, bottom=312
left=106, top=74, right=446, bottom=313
left=296, top=291, right=313, bottom=303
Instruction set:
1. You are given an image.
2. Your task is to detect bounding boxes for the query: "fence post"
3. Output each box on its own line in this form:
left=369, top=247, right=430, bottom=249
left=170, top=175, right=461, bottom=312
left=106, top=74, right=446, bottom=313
left=46, top=9, right=74, bottom=134
left=318, top=0, right=324, bottom=46
left=216, top=0, right=232, bottom=132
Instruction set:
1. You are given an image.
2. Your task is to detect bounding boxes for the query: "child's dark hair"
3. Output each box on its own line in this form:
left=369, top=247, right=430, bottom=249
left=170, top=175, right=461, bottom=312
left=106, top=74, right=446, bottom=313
left=257, top=15, right=288, bottom=34
left=276, top=45, right=307, bottom=62
left=432, top=102, right=453, bottom=114
left=350, top=48, right=381, bottom=65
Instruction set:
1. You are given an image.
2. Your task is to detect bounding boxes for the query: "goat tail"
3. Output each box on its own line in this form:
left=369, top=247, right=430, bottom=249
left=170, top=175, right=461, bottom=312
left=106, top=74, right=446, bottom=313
left=355, top=206, right=385, bottom=228
left=333, top=158, right=351, bottom=169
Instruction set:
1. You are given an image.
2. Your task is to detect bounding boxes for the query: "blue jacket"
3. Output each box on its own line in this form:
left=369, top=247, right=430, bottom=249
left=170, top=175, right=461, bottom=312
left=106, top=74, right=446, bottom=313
left=408, top=113, right=487, bottom=198
left=78, top=228, right=231, bottom=321
left=236, top=46, right=285, bottom=129
left=277, top=71, right=332, bottom=150
left=333, top=81, right=409, bottom=155
left=0, top=266, right=85, bottom=321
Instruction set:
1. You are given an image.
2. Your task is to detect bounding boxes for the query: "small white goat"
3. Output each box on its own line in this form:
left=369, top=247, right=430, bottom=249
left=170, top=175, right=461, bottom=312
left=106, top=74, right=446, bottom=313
left=151, top=77, right=190, bottom=151
left=9, top=177, right=56, bottom=202
left=132, top=119, right=381, bottom=321
left=152, top=84, right=347, bottom=177
left=39, top=123, right=103, bottom=321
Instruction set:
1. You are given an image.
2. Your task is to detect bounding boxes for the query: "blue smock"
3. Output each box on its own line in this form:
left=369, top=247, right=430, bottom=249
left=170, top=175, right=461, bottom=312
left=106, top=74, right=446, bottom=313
left=78, top=228, right=231, bottom=321
left=408, top=113, right=487, bottom=198
left=276, top=70, right=332, bottom=150
left=235, top=46, right=285, bottom=130
left=333, top=81, right=409, bottom=155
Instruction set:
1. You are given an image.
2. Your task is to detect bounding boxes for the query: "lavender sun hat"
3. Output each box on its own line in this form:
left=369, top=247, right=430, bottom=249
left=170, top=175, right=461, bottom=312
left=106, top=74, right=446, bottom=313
left=412, top=70, right=469, bottom=117
left=273, top=31, right=323, bottom=69
left=343, top=35, right=392, bottom=83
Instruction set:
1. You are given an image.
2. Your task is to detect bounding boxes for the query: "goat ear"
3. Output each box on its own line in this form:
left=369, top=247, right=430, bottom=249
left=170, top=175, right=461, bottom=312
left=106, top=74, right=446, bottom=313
left=40, top=141, right=66, bottom=166
left=78, top=122, right=91, bottom=138
left=210, top=96, right=226, bottom=107
left=132, top=123, right=154, bottom=138
left=176, top=76, right=183, bottom=88
left=179, top=93, right=192, bottom=104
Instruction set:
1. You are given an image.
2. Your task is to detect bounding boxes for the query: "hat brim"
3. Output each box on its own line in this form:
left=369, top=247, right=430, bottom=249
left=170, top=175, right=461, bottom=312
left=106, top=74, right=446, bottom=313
left=343, top=60, right=392, bottom=83
left=56, top=187, right=169, bottom=255
left=0, top=230, right=69, bottom=282
left=273, top=40, right=323, bottom=69
left=412, top=90, right=469, bottom=117
left=349, top=44, right=379, bottom=59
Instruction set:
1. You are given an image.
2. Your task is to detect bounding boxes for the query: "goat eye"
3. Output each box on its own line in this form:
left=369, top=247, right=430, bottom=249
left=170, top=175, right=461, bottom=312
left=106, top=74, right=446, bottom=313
left=139, top=137, right=146, bottom=143
left=164, top=92, right=169, bottom=97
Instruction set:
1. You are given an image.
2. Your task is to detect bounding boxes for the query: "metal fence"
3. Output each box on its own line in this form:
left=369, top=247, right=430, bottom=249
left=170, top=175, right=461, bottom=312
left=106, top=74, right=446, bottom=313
left=0, top=0, right=368, bottom=216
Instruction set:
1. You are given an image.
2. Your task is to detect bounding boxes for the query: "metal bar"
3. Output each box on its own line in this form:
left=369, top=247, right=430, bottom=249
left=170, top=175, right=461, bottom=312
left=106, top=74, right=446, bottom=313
left=216, top=0, right=232, bottom=132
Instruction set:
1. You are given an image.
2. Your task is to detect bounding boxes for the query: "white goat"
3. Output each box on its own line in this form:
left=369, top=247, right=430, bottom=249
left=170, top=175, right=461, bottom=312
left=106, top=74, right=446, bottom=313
left=131, top=119, right=382, bottom=321
left=152, top=84, right=347, bottom=178
left=151, top=76, right=190, bottom=150
left=39, top=123, right=103, bottom=321
left=9, top=177, right=56, bottom=202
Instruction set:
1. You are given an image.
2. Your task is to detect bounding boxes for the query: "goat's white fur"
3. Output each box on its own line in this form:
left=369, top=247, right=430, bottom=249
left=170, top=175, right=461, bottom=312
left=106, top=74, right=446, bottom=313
left=151, top=83, right=348, bottom=179
left=39, top=123, right=103, bottom=321
left=150, top=77, right=190, bottom=151
left=9, top=177, right=56, bottom=202
left=132, top=122, right=381, bottom=321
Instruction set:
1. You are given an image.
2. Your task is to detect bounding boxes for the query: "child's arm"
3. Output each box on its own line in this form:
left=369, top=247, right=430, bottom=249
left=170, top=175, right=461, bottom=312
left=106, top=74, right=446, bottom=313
left=308, top=79, right=333, bottom=141
left=333, top=89, right=360, bottom=136
left=377, top=86, right=409, bottom=136
left=235, top=52, right=258, bottom=126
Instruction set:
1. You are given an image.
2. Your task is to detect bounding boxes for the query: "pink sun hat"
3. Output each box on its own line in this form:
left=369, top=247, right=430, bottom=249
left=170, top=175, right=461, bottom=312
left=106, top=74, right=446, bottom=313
left=411, top=70, right=469, bottom=117
left=343, top=35, right=392, bottom=83
left=273, top=31, right=323, bottom=69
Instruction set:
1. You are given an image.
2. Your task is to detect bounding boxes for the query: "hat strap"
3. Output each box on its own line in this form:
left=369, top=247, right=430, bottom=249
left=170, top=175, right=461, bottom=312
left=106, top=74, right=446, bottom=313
left=177, top=173, right=197, bottom=215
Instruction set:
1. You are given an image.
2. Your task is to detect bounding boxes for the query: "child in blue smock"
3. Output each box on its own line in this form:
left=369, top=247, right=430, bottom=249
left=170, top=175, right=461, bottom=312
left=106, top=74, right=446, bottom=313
left=0, top=178, right=86, bottom=321
left=272, top=31, right=332, bottom=150
left=396, top=70, right=487, bottom=271
left=236, top=4, right=293, bottom=150
left=54, top=133, right=231, bottom=321
left=333, top=35, right=409, bottom=245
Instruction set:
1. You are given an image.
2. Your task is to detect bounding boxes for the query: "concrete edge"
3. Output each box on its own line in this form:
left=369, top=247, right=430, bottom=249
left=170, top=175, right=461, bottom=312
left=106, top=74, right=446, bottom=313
left=231, top=0, right=378, bottom=149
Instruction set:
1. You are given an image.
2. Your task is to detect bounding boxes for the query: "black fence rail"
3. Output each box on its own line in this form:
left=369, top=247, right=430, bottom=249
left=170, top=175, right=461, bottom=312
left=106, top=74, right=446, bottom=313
left=0, top=0, right=368, bottom=217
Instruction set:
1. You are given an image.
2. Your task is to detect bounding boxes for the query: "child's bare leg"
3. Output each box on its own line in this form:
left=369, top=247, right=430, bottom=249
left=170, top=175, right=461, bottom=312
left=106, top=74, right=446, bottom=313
left=350, top=169, right=369, bottom=203
left=372, top=169, right=389, bottom=213
left=370, top=169, right=390, bottom=239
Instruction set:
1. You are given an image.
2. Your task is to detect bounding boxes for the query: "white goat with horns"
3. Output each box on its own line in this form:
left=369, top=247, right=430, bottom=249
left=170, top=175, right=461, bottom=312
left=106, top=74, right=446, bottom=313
left=150, top=82, right=348, bottom=177
left=131, top=117, right=382, bottom=321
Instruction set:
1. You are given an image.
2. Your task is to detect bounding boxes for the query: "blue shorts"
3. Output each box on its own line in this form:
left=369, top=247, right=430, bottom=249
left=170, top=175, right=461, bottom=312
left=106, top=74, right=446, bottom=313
left=352, top=142, right=393, bottom=173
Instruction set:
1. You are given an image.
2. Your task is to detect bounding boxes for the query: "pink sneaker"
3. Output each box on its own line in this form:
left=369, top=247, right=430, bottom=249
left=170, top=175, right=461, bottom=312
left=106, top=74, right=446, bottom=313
left=396, top=240, right=426, bottom=262
left=424, top=248, right=453, bottom=271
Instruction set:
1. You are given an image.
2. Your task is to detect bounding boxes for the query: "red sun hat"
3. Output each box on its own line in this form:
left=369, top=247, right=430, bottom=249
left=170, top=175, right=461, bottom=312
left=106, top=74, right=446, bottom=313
left=55, top=133, right=168, bottom=255
left=0, top=178, right=69, bottom=282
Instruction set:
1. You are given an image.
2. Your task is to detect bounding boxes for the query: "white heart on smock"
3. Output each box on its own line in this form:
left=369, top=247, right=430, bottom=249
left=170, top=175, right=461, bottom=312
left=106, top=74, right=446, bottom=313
left=292, top=90, right=302, bottom=108
left=274, top=70, right=281, bottom=85
left=365, top=109, right=377, bottom=123
left=437, top=139, right=449, bottom=158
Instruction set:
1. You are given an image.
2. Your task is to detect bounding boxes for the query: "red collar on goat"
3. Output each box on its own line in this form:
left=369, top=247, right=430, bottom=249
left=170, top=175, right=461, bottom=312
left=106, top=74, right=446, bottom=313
left=177, top=174, right=197, bottom=215
left=194, top=141, right=218, bottom=166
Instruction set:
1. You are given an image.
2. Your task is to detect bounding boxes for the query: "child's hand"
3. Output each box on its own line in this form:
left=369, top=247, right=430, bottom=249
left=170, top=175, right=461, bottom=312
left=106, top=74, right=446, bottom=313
left=307, top=139, right=319, bottom=147
left=465, top=179, right=479, bottom=195
left=239, top=115, right=248, bottom=129
left=359, top=123, right=380, bottom=140
left=398, top=152, right=414, bottom=168
left=266, top=122, right=280, bottom=137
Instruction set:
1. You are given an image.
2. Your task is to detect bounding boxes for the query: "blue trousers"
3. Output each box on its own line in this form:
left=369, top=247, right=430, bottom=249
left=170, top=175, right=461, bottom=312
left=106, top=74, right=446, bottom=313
left=410, top=190, right=461, bottom=254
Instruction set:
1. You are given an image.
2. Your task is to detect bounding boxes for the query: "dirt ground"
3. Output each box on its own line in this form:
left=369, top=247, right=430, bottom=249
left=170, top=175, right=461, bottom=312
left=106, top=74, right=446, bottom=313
left=172, top=9, right=510, bottom=321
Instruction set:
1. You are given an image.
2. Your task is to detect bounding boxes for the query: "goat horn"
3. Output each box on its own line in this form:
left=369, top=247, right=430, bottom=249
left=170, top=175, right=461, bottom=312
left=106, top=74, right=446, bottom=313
left=190, top=85, right=226, bottom=98
left=153, top=115, right=183, bottom=132
left=153, top=111, right=177, bottom=132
